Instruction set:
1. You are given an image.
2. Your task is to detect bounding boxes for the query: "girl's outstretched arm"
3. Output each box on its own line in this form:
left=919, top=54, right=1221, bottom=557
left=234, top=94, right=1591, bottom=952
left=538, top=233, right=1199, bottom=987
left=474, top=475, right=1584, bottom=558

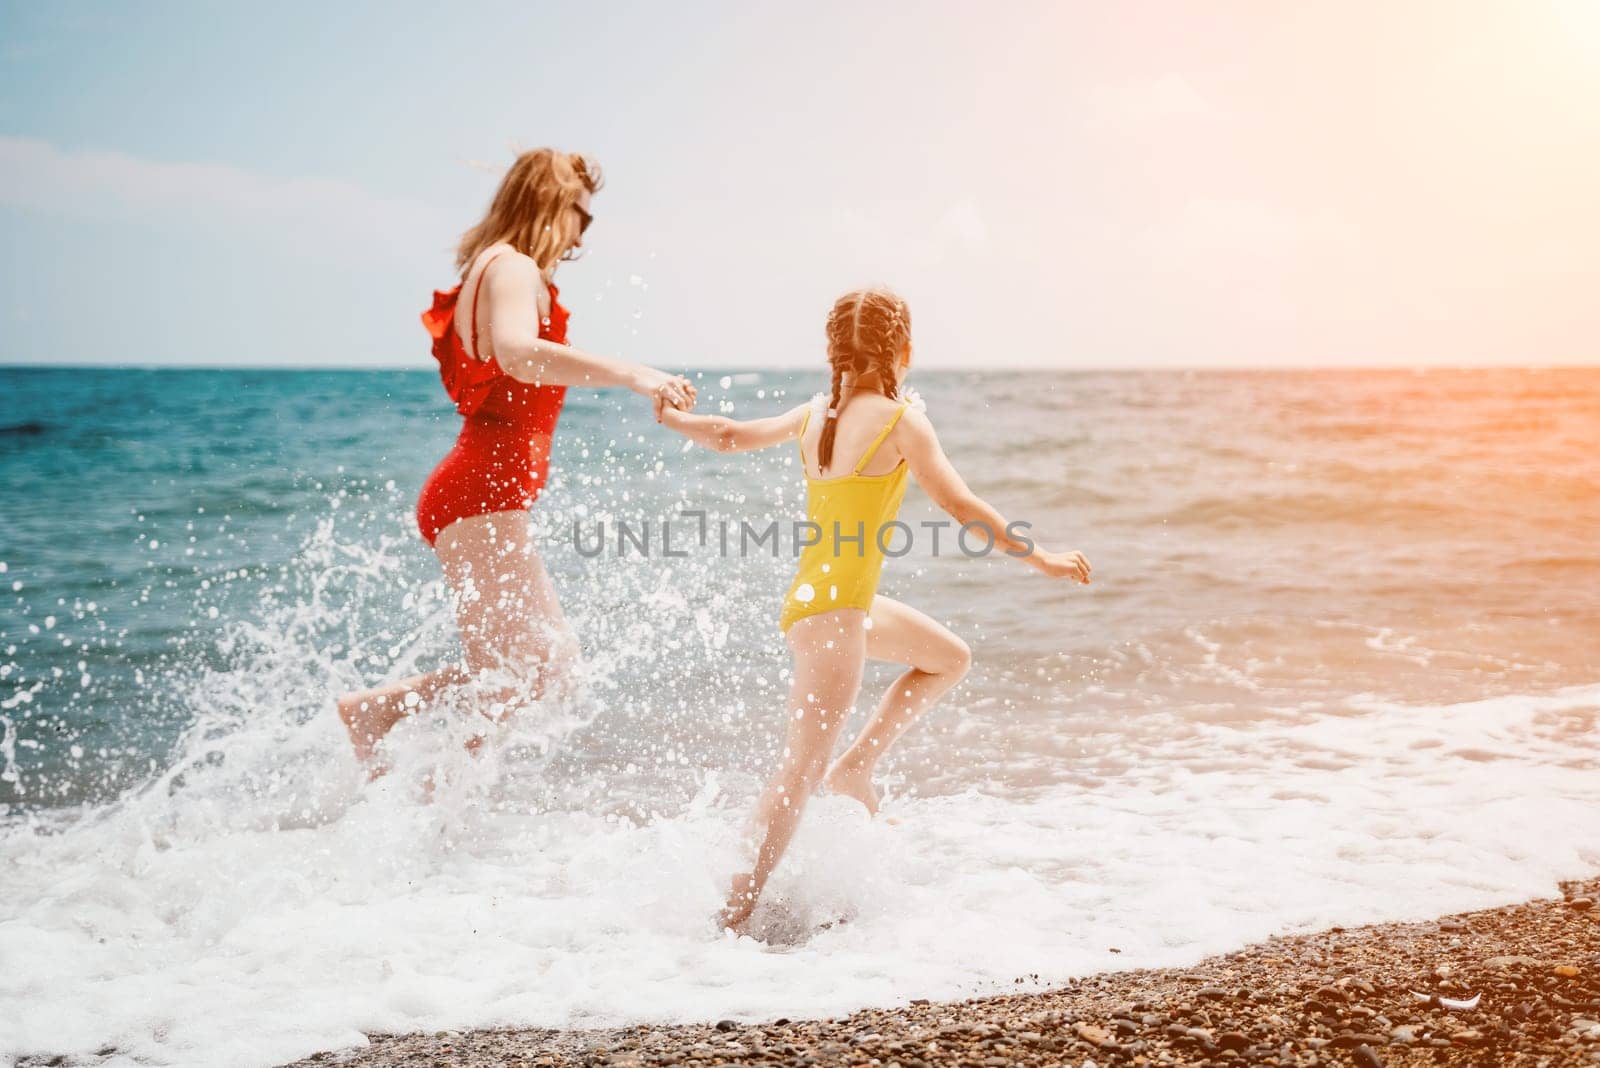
left=898, top=408, right=1092, bottom=583
left=657, top=400, right=809, bottom=454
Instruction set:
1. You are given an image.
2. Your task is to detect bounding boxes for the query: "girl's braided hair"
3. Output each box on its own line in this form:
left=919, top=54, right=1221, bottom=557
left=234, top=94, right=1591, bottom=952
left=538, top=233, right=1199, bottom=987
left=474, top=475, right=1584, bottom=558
left=817, top=287, right=912, bottom=472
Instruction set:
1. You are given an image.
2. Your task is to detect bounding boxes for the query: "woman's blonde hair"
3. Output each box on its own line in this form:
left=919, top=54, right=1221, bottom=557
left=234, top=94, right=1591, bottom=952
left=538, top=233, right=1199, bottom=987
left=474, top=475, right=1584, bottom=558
left=817, top=287, right=913, bottom=472
left=456, top=148, right=603, bottom=276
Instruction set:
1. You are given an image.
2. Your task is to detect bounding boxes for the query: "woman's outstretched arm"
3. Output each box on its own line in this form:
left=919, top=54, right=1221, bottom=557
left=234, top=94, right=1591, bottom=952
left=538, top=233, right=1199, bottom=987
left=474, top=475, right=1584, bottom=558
left=656, top=401, right=809, bottom=454
left=897, top=407, right=1092, bottom=583
left=485, top=254, right=695, bottom=409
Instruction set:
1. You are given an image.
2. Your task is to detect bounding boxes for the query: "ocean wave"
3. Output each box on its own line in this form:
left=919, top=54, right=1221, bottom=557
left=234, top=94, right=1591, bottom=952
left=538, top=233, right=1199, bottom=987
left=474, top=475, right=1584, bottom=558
left=0, top=420, right=47, bottom=437
left=3, top=680, right=1597, bottom=1067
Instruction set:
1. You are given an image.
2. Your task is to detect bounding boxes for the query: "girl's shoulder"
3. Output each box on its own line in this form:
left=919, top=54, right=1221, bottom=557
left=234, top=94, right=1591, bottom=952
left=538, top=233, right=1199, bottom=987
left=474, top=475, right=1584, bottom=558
left=804, top=388, right=928, bottom=414
left=892, top=387, right=935, bottom=444
left=802, top=392, right=829, bottom=426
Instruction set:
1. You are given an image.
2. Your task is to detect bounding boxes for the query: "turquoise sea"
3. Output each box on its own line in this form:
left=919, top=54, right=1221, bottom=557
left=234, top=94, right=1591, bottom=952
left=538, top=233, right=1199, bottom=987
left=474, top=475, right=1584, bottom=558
left=2, top=365, right=1598, bottom=1066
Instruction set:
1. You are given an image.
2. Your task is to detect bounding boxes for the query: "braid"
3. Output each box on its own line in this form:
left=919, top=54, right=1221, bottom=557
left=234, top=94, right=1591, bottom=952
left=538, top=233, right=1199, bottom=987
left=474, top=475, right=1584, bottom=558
left=818, top=286, right=913, bottom=472
left=861, top=327, right=900, bottom=400
left=817, top=363, right=845, bottom=471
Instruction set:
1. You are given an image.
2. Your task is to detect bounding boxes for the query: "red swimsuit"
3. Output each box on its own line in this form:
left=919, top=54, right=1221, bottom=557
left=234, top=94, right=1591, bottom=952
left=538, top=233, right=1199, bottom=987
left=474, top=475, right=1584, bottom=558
left=415, top=254, right=569, bottom=546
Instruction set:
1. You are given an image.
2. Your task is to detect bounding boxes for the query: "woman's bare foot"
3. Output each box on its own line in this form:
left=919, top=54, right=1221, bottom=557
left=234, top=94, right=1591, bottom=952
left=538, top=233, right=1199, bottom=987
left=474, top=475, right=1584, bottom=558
left=822, top=760, right=880, bottom=816
left=719, top=872, right=759, bottom=932
left=337, top=695, right=400, bottom=777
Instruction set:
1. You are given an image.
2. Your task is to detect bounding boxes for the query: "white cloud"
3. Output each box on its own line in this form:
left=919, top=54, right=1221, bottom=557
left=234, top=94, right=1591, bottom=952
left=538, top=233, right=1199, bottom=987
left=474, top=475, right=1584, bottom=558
left=1122, top=197, right=1368, bottom=346
left=940, top=198, right=989, bottom=250
left=1083, top=74, right=1216, bottom=129
left=830, top=197, right=990, bottom=270
left=0, top=136, right=449, bottom=261
left=1145, top=196, right=1360, bottom=262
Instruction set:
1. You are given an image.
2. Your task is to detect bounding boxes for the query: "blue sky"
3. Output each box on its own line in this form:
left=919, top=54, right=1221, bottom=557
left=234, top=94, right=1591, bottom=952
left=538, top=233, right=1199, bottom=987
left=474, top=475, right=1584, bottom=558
left=2, top=1, right=1597, bottom=368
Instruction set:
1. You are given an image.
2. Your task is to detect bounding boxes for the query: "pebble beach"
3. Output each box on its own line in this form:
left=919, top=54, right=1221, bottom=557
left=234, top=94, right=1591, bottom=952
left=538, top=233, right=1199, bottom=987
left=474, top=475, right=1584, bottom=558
left=282, top=877, right=1600, bottom=1068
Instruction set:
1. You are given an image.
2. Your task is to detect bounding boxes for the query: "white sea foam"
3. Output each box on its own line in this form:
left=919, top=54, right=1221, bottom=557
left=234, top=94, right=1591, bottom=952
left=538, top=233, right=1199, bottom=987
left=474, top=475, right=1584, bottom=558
left=2, top=676, right=1597, bottom=1067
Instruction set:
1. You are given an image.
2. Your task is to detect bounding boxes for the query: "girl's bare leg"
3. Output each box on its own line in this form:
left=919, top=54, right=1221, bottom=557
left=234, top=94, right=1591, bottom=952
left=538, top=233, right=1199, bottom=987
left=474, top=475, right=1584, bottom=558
left=722, top=610, right=866, bottom=930
left=335, top=511, right=577, bottom=771
left=822, top=596, right=970, bottom=815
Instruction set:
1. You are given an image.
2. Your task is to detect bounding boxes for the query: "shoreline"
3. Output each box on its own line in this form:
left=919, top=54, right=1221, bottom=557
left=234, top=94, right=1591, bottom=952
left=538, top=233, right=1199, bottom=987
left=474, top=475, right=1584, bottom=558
left=286, top=877, right=1600, bottom=1068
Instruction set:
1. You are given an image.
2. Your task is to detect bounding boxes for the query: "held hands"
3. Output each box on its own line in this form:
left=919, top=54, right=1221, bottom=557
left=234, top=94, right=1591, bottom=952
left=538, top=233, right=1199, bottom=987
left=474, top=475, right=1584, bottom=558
left=640, top=369, right=696, bottom=422
left=1038, top=549, right=1092, bottom=584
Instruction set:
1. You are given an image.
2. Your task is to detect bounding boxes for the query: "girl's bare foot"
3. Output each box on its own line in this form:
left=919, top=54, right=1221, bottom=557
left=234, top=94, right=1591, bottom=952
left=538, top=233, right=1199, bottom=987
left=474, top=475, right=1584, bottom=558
left=822, top=761, right=880, bottom=816
left=719, top=872, right=759, bottom=932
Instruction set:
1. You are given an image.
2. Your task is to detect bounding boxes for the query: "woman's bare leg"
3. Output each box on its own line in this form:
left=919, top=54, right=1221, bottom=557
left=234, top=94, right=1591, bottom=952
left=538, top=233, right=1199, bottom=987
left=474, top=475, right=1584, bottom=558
left=822, top=596, right=970, bottom=815
left=335, top=510, right=577, bottom=770
left=722, top=610, right=866, bottom=931
left=436, top=511, right=577, bottom=710
left=338, top=665, right=472, bottom=764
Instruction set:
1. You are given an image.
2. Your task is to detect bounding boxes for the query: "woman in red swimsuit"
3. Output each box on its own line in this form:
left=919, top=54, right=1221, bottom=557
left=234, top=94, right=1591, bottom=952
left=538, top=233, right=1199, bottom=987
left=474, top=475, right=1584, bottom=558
left=336, top=148, right=695, bottom=768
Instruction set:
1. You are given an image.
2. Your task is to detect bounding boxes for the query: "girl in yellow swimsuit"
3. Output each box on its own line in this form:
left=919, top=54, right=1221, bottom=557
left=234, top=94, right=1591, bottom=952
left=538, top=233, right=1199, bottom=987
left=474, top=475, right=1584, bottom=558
left=656, top=287, right=1092, bottom=931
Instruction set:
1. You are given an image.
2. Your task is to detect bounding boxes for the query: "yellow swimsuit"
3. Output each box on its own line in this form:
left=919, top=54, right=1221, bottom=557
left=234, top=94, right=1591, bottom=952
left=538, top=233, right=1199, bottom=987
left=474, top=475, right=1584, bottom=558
left=779, top=400, right=912, bottom=632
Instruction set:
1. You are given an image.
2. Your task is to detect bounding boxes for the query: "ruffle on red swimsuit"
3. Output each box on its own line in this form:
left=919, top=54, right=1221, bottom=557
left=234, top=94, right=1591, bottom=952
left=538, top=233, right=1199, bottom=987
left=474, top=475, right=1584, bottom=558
left=415, top=254, right=570, bottom=546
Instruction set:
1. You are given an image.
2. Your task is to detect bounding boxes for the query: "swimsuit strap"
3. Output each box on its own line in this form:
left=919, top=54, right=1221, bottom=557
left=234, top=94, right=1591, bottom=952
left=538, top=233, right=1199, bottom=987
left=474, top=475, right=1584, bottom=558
left=796, top=406, right=812, bottom=464
left=852, top=402, right=911, bottom=475
left=468, top=251, right=508, bottom=362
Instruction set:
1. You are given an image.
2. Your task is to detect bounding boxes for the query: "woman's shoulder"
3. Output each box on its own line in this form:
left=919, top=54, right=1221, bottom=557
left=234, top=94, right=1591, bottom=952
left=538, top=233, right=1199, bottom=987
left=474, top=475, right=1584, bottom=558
left=470, top=246, right=553, bottom=314
left=474, top=244, right=545, bottom=284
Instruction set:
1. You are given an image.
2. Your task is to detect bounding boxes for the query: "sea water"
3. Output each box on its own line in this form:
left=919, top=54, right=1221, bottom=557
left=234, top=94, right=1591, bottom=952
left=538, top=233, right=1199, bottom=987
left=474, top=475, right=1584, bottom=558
left=2, top=366, right=1597, bottom=1066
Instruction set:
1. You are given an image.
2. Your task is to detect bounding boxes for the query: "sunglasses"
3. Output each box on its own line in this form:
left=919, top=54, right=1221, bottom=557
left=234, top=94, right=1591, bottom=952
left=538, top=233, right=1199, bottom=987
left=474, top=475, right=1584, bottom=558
left=573, top=202, right=594, bottom=235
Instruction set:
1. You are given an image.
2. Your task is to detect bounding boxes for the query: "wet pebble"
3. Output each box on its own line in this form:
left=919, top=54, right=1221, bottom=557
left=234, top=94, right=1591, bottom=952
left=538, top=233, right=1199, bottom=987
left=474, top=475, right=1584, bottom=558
left=1351, top=1044, right=1383, bottom=1068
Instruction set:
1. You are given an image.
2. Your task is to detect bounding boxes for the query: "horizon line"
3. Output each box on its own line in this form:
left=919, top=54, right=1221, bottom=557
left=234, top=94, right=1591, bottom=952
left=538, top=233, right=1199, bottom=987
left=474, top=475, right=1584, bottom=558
left=2, top=360, right=1597, bottom=374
